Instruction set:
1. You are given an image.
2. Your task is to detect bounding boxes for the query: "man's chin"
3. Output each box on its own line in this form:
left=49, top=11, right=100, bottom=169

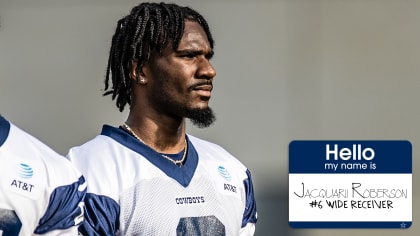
left=186, top=107, right=216, bottom=128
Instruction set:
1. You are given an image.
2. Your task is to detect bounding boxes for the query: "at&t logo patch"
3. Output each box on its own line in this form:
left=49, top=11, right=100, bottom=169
left=217, top=166, right=231, bottom=181
left=18, top=163, right=34, bottom=179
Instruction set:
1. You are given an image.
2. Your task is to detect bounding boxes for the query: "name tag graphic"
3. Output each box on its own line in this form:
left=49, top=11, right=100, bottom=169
left=289, top=140, right=412, bottom=228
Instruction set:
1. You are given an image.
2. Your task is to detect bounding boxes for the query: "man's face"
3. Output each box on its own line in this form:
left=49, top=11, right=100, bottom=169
left=145, top=20, right=216, bottom=127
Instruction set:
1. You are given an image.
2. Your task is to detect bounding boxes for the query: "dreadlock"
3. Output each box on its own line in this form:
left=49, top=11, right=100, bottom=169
left=103, top=2, right=214, bottom=112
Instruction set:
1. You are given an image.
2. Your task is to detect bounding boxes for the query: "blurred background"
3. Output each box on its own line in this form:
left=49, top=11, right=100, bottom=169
left=1, top=0, right=419, bottom=235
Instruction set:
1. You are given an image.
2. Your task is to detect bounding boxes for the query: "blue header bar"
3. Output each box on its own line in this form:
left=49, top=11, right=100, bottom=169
left=289, top=140, right=412, bottom=173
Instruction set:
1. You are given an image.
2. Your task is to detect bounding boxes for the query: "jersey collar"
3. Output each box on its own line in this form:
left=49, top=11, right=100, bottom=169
left=101, top=125, right=198, bottom=187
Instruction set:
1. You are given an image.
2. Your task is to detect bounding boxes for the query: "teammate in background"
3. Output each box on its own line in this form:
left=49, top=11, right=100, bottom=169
left=67, top=2, right=257, bottom=235
left=0, top=115, right=86, bottom=235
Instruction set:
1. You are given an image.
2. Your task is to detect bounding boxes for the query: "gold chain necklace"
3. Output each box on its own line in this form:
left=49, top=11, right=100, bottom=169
left=122, top=123, right=187, bottom=167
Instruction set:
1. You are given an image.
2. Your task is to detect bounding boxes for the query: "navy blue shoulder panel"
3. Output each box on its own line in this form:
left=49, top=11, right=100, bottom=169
left=35, top=176, right=86, bottom=234
left=0, top=115, right=11, bottom=147
left=101, top=125, right=198, bottom=187
left=242, top=169, right=258, bottom=227
left=79, top=192, right=120, bottom=236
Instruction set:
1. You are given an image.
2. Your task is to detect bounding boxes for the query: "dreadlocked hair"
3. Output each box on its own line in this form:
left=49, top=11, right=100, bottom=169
left=103, top=2, right=214, bottom=112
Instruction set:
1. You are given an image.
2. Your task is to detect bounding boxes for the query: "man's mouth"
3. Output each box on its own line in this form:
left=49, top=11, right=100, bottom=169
left=192, top=84, right=213, bottom=97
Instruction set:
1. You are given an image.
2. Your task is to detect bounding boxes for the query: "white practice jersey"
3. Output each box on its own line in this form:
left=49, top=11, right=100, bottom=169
left=0, top=115, right=86, bottom=236
left=67, top=125, right=257, bottom=236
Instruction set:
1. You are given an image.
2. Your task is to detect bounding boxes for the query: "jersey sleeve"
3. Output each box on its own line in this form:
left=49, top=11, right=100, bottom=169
left=34, top=176, right=86, bottom=235
left=240, top=169, right=258, bottom=235
left=78, top=193, right=120, bottom=236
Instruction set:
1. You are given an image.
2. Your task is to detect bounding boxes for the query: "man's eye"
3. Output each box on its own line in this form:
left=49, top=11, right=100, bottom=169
left=183, top=53, right=196, bottom=58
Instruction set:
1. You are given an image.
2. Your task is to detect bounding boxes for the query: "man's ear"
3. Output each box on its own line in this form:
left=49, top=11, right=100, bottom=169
left=130, top=60, right=148, bottom=85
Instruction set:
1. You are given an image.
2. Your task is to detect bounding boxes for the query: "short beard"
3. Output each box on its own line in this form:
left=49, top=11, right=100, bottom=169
left=185, top=107, right=216, bottom=128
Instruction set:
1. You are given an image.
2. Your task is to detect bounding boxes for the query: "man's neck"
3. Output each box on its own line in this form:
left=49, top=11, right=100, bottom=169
left=125, top=112, right=186, bottom=154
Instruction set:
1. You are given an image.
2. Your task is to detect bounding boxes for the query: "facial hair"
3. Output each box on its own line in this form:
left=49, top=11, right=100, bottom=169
left=149, top=77, right=216, bottom=128
left=185, top=107, right=216, bottom=128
